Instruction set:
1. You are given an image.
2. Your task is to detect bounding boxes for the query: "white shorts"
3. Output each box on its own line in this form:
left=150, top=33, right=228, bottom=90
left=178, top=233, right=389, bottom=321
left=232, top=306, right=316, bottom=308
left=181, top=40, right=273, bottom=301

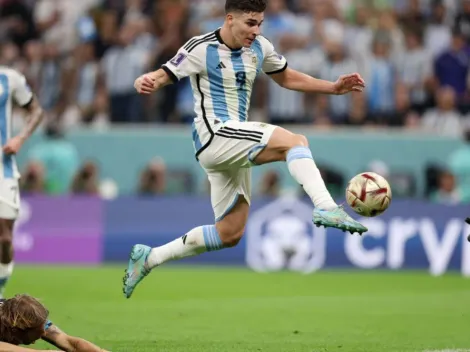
left=0, top=179, right=20, bottom=220
left=196, top=119, right=277, bottom=221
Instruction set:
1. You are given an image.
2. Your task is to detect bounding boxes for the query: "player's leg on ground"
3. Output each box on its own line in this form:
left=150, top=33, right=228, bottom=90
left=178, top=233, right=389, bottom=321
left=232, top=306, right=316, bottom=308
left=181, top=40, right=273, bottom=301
left=0, top=219, right=15, bottom=298
left=253, top=126, right=367, bottom=234
left=123, top=197, right=250, bottom=298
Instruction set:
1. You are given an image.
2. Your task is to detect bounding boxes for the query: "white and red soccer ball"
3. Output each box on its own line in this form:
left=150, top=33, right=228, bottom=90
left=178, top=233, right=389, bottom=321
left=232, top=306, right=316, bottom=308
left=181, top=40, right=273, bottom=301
left=346, top=172, right=392, bottom=217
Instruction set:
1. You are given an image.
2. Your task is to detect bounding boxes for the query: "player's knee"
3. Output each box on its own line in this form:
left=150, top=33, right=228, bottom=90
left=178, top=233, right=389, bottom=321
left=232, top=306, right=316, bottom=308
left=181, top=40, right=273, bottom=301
left=218, top=227, right=245, bottom=248
left=294, top=134, right=308, bottom=147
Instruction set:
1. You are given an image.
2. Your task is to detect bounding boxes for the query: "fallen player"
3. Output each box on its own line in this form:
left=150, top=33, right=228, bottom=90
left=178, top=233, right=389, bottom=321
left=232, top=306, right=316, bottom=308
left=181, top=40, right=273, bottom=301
left=0, top=294, right=109, bottom=352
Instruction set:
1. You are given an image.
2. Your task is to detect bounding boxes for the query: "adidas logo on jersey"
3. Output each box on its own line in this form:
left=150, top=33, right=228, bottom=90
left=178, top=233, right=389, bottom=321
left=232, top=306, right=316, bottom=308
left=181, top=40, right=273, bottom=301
left=216, top=62, right=226, bottom=69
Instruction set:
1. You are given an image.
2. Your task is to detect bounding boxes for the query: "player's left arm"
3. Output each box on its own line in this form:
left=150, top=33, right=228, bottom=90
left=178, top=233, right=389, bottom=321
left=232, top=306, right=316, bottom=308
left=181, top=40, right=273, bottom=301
left=270, top=67, right=365, bottom=95
left=3, top=72, right=44, bottom=155
left=42, top=324, right=109, bottom=352
left=259, top=36, right=365, bottom=96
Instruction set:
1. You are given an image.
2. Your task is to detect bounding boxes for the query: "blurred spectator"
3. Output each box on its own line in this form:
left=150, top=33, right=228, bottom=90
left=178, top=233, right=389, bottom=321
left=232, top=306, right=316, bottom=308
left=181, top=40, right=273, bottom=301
left=19, top=161, right=46, bottom=195
left=433, top=28, right=470, bottom=113
left=101, top=19, right=150, bottom=123
left=62, top=41, right=102, bottom=127
left=346, top=92, right=368, bottom=125
left=454, top=0, right=470, bottom=44
left=376, top=10, right=405, bottom=61
left=259, top=170, right=281, bottom=197
left=448, top=128, right=470, bottom=203
left=396, top=26, right=433, bottom=113
left=137, top=158, right=167, bottom=196
left=424, top=0, right=452, bottom=59
left=344, top=4, right=373, bottom=73
left=421, top=86, right=464, bottom=136
left=0, top=0, right=37, bottom=49
left=93, top=9, right=119, bottom=59
left=22, top=40, right=43, bottom=93
left=393, top=83, right=413, bottom=126
left=430, top=169, right=461, bottom=204
left=2, top=0, right=470, bottom=135
left=34, top=0, right=100, bottom=54
left=70, top=160, right=100, bottom=195
left=398, top=0, right=426, bottom=29
left=365, top=35, right=396, bottom=124
left=27, top=123, right=80, bottom=195
left=37, top=41, right=61, bottom=112
left=320, top=39, right=357, bottom=123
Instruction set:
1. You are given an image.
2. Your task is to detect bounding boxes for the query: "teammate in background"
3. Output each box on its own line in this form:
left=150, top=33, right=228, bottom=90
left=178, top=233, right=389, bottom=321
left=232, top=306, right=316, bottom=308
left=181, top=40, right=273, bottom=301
left=123, top=0, right=368, bottom=298
left=0, top=66, right=44, bottom=298
left=0, top=294, right=109, bottom=352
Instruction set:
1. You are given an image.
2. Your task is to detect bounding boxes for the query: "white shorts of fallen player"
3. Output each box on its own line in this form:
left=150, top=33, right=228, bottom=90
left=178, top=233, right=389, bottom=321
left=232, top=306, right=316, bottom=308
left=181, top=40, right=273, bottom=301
left=195, top=118, right=277, bottom=222
left=0, top=179, right=20, bottom=220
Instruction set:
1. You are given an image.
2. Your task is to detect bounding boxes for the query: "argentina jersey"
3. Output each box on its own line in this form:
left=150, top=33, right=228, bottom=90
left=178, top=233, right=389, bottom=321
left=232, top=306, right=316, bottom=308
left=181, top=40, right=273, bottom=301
left=161, top=29, right=287, bottom=157
left=0, top=67, right=33, bottom=180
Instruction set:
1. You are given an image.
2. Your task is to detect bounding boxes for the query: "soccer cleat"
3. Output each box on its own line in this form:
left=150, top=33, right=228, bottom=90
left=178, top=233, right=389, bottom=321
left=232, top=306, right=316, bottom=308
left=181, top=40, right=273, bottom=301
left=313, top=205, right=368, bottom=235
left=122, top=244, right=151, bottom=299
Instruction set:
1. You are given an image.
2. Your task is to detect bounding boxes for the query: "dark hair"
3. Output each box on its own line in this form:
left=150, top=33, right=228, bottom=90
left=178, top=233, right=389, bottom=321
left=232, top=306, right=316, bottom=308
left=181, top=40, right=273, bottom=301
left=225, top=0, right=267, bottom=13
left=0, top=294, right=49, bottom=345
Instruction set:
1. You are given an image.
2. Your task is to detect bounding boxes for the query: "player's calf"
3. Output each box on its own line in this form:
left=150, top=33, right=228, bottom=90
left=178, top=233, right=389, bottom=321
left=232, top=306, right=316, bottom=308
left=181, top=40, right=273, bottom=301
left=0, top=219, right=15, bottom=298
left=145, top=196, right=248, bottom=267
left=0, top=230, right=13, bottom=264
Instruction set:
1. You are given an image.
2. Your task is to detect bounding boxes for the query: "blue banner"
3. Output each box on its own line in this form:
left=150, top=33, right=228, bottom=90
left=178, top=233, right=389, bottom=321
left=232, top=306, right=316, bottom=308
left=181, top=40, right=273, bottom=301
left=103, top=196, right=470, bottom=276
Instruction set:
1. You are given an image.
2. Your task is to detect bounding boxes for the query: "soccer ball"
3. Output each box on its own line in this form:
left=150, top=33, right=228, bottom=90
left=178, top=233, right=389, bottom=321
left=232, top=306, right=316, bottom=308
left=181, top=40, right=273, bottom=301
left=345, top=172, right=392, bottom=217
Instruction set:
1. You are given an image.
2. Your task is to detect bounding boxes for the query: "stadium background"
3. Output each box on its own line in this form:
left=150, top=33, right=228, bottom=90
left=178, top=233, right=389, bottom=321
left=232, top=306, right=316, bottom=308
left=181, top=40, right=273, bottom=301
left=1, top=1, right=470, bottom=351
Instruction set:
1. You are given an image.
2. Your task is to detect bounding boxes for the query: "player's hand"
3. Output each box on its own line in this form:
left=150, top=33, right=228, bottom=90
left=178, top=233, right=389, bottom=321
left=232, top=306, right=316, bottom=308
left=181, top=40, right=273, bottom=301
left=333, top=73, right=365, bottom=95
left=3, top=135, right=25, bottom=155
left=134, top=73, right=156, bottom=95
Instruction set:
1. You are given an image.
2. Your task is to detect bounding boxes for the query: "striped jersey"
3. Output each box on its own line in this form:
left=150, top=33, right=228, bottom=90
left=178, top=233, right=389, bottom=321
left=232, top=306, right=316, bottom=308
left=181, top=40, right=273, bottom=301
left=0, top=67, right=33, bottom=179
left=162, top=29, right=287, bottom=156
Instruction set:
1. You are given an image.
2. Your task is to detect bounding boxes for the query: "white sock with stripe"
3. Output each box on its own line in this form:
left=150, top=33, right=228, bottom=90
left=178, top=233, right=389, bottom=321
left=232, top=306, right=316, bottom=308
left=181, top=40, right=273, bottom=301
left=147, top=225, right=224, bottom=268
left=287, top=146, right=337, bottom=210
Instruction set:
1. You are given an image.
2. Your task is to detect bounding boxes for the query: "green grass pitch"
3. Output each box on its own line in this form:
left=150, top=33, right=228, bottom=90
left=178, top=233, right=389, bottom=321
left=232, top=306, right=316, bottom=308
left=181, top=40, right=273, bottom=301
left=7, top=266, right=470, bottom=352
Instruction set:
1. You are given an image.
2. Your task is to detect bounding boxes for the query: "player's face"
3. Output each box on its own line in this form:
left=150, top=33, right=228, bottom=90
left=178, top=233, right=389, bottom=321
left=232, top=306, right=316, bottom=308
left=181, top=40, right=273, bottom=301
left=229, top=12, right=264, bottom=48
left=18, top=327, right=45, bottom=345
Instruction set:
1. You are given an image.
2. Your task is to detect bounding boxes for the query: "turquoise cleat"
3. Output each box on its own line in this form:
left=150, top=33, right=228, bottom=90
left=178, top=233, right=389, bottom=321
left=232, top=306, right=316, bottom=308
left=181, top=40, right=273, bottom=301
left=313, top=205, right=368, bottom=235
left=122, top=244, right=151, bottom=299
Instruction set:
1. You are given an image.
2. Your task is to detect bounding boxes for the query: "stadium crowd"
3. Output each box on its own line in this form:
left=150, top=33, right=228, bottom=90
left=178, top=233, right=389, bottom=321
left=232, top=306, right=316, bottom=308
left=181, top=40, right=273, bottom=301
left=1, top=0, right=470, bottom=134
left=1, top=0, right=470, bottom=203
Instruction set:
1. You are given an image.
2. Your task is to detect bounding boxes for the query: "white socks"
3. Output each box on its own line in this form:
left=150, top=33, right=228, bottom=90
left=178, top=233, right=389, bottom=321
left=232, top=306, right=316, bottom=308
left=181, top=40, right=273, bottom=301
left=147, top=225, right=224, bottom=268
left=287, top=146, right=337, bottom=210
left=0, top=262, right=14, bottom=298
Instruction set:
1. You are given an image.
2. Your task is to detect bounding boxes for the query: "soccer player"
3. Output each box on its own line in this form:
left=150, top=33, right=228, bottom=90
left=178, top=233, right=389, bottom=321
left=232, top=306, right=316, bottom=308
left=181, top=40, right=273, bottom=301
left=0, top=294, right=109, bottom=352
left=0, top=66, right=44, bottom=298
left=123, top=0, right=368, bottom=298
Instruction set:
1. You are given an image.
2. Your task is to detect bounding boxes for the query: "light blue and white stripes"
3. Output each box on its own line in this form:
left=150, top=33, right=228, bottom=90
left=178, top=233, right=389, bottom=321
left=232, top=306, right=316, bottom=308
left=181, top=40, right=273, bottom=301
left=202, top=225, right=224, bottom=251
left=286, top=146, right=313, bottom=164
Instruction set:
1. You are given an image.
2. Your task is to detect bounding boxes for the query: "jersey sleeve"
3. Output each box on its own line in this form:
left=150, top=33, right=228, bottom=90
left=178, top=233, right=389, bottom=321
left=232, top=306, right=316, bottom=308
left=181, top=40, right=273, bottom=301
left=259, top=36, right=288, bottom=75
left=12, top=71, right=33, bottom=107
left=44, top=320, right=53, bottom=330
left=161, top=44, right=205, bottom=83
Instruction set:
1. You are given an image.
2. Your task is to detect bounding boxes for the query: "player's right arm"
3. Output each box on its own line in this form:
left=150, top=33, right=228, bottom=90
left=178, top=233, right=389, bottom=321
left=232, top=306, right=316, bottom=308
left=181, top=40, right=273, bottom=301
left=0, top=341, right=61, bottom=352
left=134, top=39, right=205, bottom=95
left=42, top=324, right=109, bottom=352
